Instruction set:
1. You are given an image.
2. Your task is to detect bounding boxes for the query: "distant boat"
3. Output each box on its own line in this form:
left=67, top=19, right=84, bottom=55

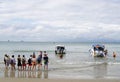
left=55, top=45, right=66, bottom=54
left=89, top=44, right=107, bottom=57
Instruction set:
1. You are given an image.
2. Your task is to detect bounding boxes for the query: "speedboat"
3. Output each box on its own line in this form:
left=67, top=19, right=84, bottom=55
left=89, top=44, right=107, bottom=57
left=55, top=45, right=66, bottom=54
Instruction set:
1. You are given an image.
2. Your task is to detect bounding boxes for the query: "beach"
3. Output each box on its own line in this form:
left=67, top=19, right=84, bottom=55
left=0, top=78, right=120, bottom=82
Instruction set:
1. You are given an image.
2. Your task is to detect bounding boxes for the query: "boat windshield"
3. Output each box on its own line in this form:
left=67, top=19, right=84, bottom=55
left=92, top=44, right=105, bottom=51
left=57, top=46, right=65, bottom=50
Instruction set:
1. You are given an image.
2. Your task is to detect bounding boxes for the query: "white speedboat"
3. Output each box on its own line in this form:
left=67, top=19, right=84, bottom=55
left=89, top=44, right=107, bottom=57
left=55, top=45, right=66, bottom=54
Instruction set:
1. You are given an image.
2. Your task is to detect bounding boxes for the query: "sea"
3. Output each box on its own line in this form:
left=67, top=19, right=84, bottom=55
left=0, top=41, right=120, bottom=79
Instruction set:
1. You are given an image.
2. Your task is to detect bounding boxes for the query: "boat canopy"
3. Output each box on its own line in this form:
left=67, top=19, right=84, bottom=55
left=56, top=45, right=65, bottom=50
left=92, top=44, right=105, bottom=51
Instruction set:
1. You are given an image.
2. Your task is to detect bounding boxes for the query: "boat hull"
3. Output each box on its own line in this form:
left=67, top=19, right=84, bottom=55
left=55, top=50, right=66, bottom=54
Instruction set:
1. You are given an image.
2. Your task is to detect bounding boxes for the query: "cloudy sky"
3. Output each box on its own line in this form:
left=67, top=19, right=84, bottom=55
left=0, top=0, right=120, bottom=42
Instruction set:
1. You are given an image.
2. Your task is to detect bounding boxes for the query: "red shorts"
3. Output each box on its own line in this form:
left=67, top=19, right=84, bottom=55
left=22, top=64, right=26, bottom=66
left=32, top=62, right=36, bottom=65
left=28, top=64, right=32, bottom=66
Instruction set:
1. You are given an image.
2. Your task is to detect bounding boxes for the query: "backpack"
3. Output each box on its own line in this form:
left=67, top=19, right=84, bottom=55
left=28, top=58, right=32, bottom=64
left=22, top=58, right=26, bottom=64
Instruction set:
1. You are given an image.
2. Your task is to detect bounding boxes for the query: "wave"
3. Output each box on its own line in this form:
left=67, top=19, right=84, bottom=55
left=83, top=61, right=120, bottom=65
left=53, top=60, right=120, bottom=66
left=14, top=50, right=39, bottom=52
left=66, top=51, right=89, bottom=53
left=13, top=50, right=54, bottom=52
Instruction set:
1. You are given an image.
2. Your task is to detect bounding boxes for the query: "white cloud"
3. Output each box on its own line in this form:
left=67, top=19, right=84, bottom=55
left=0, top=0, right=120, bottom=42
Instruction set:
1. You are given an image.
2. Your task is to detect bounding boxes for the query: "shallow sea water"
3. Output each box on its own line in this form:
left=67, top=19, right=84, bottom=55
left=0, top=41, right=120, bottom=79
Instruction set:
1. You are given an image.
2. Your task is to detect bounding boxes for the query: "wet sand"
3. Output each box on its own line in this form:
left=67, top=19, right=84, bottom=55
left=0, top=67, right=120, bottom=82
left=1, top=69, right=120, bottom=82
left=0, top=78, right=120, bottom=82
left=3, top=69, right=48, bottom=79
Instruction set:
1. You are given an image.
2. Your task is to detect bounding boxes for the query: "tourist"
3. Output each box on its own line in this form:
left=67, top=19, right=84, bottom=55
left=43, top=51, right=49, bottom=70
left=32, top=52, right=36, bottom=70
left=113, top=52, right=116, bottom=58
left=37, top=51, right=42, bottom=70
left=6, top=55, right=11, bottom=69
left=22, top=55, right=26, bottom=70
left=4, top=54, right=8, bottom=67
left=17, top=55, right=22, bottom=70
left=10, top=55, right=16, bottom=70
left=27, top=55, right=32, bottom=70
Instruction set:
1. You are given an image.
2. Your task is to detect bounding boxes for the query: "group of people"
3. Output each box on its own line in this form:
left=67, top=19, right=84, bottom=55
left=4, top=51, right=49, bottom=71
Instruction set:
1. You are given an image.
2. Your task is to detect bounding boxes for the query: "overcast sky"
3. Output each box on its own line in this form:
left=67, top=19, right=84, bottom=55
left=0, top=0, right=120, bottom=42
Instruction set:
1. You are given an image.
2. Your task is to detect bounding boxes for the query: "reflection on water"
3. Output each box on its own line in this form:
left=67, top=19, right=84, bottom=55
left=4, top=69, right=9, bottom=78
left=94, top=62, right=107, bottom=78
left=44, top=70, right=48, bottom=79
left=10, top=70, right=15, bottom=78
left=37, top=70, right=42, bottom=78
left=55, top=54, right=66, bottom=59
left=4, top=69, right=48, bottom=79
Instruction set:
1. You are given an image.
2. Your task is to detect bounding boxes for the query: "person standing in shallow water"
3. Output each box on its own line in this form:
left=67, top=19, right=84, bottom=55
left=17, top=55, right=22, bottom=70
left=4, top=54, right=7, bottom=67
left=32, top=53, right=37, bottom=70
left=43, top=51, right=49, bottom=70
left=22, top=55, right=26, bottom=70
left=6, top=55, right=11, bottom=69
left=10, top=55, right=16, bottom=70
left=37, top=51, right=42, bottom=70
left=113, top=52, right=116, bottom=58
left=28, top=55, right=32, bottom=70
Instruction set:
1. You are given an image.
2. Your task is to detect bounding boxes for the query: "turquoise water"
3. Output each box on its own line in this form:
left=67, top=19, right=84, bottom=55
left=0, top=41, right=120, bottom=79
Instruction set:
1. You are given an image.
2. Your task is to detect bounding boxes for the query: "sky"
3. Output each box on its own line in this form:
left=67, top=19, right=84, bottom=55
left=0, top=0, right=120, bottom=42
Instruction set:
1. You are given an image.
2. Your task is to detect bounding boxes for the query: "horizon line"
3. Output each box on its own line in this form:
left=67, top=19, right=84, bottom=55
left=0, top=40, right=120, bottom=43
